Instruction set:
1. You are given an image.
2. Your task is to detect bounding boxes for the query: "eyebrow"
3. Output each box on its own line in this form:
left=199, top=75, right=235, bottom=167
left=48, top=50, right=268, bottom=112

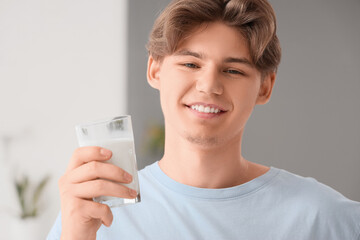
left=224, top=57, right=253, bottom=67
left=174, top=49, right=204, bottom=59
left=174, top=49, right=253, bottom=67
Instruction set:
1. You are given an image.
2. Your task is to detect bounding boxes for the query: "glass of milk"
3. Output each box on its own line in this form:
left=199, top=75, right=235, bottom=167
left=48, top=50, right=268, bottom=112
left=75, top=116, right=140, bottom=207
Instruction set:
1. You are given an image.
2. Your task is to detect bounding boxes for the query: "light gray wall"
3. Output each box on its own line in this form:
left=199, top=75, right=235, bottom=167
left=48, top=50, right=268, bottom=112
left=128, top=0, right=360, bottom=201
left=128, top=0, right=169, bottom=169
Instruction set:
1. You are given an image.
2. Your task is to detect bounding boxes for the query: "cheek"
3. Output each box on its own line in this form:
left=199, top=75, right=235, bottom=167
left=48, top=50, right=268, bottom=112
left=228, top=82, right=260, bottom=118
left=159, top=70, right=192, bottom=102
left=158, top=78, right=182, bottom=117
left=233, top=80, right=260, bottom=103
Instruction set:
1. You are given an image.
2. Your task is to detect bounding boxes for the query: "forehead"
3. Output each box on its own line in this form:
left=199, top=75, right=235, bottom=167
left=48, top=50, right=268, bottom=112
left=174, top=22, right=250, bottom=57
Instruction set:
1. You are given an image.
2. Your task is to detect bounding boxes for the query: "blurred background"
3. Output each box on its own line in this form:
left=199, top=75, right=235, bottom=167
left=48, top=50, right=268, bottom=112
left=0, top=0, right=359, bottom=239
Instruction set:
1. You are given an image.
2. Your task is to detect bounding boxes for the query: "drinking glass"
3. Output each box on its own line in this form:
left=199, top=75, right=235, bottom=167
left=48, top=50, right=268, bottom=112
left=75, top=116, right=141, bottom=207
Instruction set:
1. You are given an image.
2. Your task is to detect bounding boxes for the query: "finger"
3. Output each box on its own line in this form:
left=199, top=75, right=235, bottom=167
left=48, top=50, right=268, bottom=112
left=67, top=161, right=133, bottom=184
left=67, top=146, right=112, bottom=171
left=73, top=179, right=138, bottom=199
left=83, top=200, right=113, bottom=227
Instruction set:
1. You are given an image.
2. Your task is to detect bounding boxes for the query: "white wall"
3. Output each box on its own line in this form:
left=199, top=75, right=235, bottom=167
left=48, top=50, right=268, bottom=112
left=0, top=0, right=128, bottom=239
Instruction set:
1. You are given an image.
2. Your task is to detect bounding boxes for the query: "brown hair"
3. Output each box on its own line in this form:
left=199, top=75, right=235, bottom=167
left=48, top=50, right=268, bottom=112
left=146, top=0, right=281, bottom=75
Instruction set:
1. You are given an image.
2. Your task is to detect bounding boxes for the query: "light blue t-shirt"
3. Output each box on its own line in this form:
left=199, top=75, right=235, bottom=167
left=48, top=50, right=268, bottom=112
left=48, top=162, right=360, bottom=239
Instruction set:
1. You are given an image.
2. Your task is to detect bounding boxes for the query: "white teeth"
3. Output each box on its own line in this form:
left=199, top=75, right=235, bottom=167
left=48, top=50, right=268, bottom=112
left=190, top=104, right=221, bottom=114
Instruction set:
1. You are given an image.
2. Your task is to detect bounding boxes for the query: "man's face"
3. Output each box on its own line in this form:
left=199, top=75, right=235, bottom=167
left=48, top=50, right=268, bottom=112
left=147, top=21, right=275, bottom=148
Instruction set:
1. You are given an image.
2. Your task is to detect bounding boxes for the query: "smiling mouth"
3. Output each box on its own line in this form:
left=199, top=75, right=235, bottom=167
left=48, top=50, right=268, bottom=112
left=185, top=104, right=227, bottom=114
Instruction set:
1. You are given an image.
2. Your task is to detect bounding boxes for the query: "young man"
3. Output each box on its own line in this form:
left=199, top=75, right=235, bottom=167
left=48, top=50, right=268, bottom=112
left=48, top=0, right=360, bottom=239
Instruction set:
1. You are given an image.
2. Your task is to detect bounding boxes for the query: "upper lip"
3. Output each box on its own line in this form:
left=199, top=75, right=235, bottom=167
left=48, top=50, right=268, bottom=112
left=185, top=102, right=228, bottom=112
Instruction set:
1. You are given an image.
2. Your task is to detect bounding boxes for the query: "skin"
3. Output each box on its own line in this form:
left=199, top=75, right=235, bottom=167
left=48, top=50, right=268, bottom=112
left=147, top=21, right=276, bottom=189
left=59, top=21, right=276, bottom=239
left=59, top=147, right=138, bottom=240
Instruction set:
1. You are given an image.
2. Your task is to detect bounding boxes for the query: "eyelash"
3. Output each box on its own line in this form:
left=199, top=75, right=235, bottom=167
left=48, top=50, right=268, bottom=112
left=225, top=69, right=245, bottom=75
left=183, top=63, right=199, bottom=69
left=181, top=63, right=245, bottom=76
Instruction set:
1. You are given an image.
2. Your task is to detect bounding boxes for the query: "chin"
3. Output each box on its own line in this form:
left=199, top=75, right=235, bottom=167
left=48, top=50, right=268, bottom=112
left=184, top=132, right=222, bottom=148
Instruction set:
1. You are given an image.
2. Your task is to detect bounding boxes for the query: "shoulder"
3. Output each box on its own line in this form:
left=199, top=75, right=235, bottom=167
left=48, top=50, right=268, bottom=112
left=274, top=169, right=349, bottom=200
left=273, top=169, right=343, bottom=200
left=271, top=168, right=360, bottom=238
left=272, top=168, right=358, bottom=208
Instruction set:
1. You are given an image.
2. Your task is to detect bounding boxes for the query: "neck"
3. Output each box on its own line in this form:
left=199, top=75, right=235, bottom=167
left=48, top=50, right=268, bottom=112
left=159, top=128, right=267, bottom=189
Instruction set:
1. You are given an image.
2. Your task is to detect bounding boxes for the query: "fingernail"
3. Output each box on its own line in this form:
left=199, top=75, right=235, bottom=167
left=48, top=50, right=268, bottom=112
left=100, top=148, right=112, bottom=158
left=129, top=189, right=137, bottom=198
left=124, top=172, right=133, bottom=182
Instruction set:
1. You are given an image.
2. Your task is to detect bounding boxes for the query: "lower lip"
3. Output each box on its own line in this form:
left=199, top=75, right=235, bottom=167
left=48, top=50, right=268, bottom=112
left=186, top=106, right=225, bottom=119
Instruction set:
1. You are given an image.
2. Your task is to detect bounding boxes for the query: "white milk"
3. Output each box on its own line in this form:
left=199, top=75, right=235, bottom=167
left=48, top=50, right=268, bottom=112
left=81, top=138, right=140, bottom=206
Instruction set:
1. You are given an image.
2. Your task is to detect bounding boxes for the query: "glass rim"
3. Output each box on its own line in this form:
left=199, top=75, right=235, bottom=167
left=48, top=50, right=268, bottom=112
left=75, top=115, right=131, bottom=129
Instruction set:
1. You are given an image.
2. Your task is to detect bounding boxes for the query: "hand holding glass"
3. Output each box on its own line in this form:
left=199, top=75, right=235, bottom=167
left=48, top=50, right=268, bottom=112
left=75, top=116, right=141, bottom=207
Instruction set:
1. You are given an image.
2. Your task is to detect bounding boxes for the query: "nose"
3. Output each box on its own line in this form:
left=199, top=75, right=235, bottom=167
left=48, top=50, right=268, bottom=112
left=195, top=67, right=223, bottom=95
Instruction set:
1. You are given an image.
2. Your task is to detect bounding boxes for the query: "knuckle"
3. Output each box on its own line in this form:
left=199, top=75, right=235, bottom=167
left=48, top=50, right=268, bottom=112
left=99, top=203, right=111, bottom=214
left=73, top=146, right=100, bottom=161
left=59, top=184, right=71, bottom=197
left=94, top=179, right=106, bottom=191
left=88, top=161, right=100, bottom=173
left=68, top=199, right=83, bottom=215
left=91, top=146, right=103, bottom=155
left=112, top=166, right=122, bottom=178
left=72, top=147, right=82, bottom=159
left=58, top=174, right=75, bottom=197
left=70, top=148, right=82, bottom=165
left=58, top=175, right=69, bottom=191
left=116, top=166, right=126, bottom=175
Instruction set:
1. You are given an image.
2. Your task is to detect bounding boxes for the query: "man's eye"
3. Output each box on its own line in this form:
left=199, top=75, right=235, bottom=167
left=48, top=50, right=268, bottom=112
left=184, top=63, right=199, bottom=68
left=226, top=69, right=243, bottom=75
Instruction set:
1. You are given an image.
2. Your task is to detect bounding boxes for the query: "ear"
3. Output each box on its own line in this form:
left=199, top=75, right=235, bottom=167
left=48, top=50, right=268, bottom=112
left=147, top=55, right=161, bottom=90
left=255, top=72, right=276, bottom=105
